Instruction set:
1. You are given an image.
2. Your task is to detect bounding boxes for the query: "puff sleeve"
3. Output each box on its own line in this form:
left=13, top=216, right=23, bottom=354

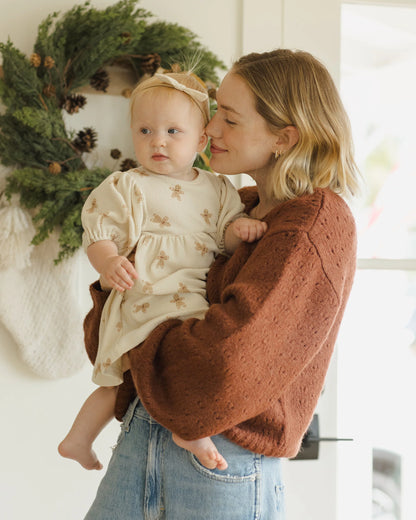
left=81, top=171, right=144, bottom=257
left=215, top=175, right=246, bottom=253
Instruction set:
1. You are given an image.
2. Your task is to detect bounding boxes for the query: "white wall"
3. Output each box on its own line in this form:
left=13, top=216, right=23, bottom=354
left=0, top=2, right=246, bottom=518
left=0, top=1, right=343, bottom=519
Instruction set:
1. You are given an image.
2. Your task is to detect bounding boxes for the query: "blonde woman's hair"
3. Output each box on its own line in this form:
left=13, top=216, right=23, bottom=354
left=130, top=72, right=210, bottom=126
left=233, top=49, right=360, bottom=200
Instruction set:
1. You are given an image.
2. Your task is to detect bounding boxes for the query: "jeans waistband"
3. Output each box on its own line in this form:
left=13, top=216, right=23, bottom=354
left=122, top=397, right=160, bottom=432
left=122, top=396, right=140, bottom=432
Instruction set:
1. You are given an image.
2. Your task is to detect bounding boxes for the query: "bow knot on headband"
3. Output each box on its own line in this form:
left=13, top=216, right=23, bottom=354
left=153, top=73, right=209, bottom=103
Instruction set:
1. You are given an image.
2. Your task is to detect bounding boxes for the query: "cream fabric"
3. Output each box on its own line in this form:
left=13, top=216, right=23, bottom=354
left=0, top=232, right=86, bottom=379
left=82, top=167, right=244, bottom=385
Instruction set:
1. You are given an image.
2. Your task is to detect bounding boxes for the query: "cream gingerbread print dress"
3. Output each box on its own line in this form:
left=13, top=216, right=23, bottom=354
left=82, top=167, right=244, bottom=386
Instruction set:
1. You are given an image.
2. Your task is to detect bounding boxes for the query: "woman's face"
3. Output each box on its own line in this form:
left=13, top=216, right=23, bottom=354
left=206, top=72, right=277, bottom=177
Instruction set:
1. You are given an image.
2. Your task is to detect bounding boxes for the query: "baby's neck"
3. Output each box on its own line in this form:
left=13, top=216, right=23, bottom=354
left=138, top=165, right=198, bottom=181
left=181, top=167, right=199, bottom=181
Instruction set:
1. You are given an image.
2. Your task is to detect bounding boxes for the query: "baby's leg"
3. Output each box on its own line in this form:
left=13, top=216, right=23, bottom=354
left=172, top=433, right=228, bottom=470
left=58, top=386, right=117, bottom=470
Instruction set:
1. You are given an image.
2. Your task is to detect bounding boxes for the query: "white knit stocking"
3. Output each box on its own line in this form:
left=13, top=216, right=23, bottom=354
left=0, top=231, right=87, bottom=379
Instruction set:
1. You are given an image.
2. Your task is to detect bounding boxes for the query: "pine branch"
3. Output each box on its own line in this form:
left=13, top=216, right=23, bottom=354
left=0, top=113, right=82, bottom=170
left=0, top=1, right=224, bottom=262
left=34, top=0, right=152, bottom=97
left=0, top=41, right=44, bottom=110
left=131, top=22, right=226, bottom=82
left=55, top=201, right=84, bottom=263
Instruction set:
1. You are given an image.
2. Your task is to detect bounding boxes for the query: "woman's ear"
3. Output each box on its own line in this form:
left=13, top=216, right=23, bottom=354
left=275, top=125, right=299, bottom=152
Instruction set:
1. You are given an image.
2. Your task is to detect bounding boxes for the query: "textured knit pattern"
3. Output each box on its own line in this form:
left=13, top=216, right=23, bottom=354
left=0, top=232, right=86, bottom=378
left=84, top=187, right=357, bottom=458
left=82, top=167, right=244, bottom=385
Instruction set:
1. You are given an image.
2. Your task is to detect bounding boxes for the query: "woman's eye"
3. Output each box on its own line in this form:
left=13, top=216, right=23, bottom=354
left=168, top=128, right=179, bottom=134
left=140, top=128, right=150, bottom=134
left=225, top=118, right=236, bottom=126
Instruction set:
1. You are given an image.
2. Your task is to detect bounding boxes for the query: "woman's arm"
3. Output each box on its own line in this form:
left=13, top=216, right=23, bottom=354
left=84, top=232, right=346, bottom=432
left=83, top=281, right=110, bottom=366
left=126, top=227, right=351, bottom=440
left=84, top=193, right=355, bottom=432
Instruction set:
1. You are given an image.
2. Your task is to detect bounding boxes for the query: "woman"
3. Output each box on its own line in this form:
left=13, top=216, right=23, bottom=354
left=83, top=49, right=359, bottom=519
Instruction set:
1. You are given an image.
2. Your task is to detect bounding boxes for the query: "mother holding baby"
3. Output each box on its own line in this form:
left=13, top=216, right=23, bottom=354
left=84, top=48, right=359, bottom=519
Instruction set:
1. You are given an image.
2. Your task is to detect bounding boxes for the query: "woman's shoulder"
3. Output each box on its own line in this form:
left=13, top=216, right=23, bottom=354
left=268, top=188, right=355, bottom=235
left=266, top=189, right=357, bottom=274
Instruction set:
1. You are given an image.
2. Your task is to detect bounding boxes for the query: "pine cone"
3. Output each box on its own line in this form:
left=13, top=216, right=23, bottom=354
left=48, top=162, right=62, bottom=175
left=139, top=53, right=161, bottom=75
left=73, top=128, right=98, bottom=153
left=30, top=53, right=41, bottom=67
left=110, top=149, right=121, bottom=159
left=61, top=94, right=87, bottom=114
left=44, top=56, right=55, bottom=69
left=90, top=69, right=110, bottom=92
left=120, top=158, right=138, bottom=172
left=121, top=32, right=131, bottom=44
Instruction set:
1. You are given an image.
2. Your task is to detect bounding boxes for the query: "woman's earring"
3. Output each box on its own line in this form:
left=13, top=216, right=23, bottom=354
left=275, top=149, right=281, bottom=160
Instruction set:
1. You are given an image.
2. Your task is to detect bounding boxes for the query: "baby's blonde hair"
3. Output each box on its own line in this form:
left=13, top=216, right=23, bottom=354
left=233, top=49, right=360, bottom=200
left=130, top=72, right=210, bottom=126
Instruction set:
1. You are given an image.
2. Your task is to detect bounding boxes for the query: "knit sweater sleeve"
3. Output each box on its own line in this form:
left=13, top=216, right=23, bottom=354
left=127, top=224, right=345, bottom=440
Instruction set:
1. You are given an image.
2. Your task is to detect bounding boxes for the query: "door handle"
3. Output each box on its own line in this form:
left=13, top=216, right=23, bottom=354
left=292, top=414, right=353, bottom=460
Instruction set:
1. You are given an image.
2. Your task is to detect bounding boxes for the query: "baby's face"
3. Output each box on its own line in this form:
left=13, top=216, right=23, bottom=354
left=130, top=89, right=207, bottom=181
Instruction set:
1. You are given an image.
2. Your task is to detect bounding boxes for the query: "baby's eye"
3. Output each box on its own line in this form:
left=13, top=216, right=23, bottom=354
left=140, top=128, right=151, bottom=134
left=168, top=128, right=179, bottom=134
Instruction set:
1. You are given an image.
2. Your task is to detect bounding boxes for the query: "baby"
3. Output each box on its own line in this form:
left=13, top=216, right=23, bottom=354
left=58, top=71, right=266, bottom=471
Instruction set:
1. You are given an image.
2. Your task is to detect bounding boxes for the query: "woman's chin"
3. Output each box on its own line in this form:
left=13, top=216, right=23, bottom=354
left=209, top=156, right=229, bottom=174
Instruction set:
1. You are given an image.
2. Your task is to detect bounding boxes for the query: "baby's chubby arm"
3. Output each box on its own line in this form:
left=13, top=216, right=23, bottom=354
left=87, top=240, right=138, bottom=292
left=224, top=217, right=267, bottom=255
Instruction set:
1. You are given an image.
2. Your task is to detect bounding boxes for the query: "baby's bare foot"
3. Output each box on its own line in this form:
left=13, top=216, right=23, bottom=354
left=58, top=438, right=103, bottom=470
left=172, top=434, right=228, bottom=470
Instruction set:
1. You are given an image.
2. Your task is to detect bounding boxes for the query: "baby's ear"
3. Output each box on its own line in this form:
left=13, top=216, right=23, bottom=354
left=197, top=131, right=209, bottom=152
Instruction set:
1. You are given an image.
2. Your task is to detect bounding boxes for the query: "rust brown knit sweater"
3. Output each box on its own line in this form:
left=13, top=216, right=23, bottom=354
left=84, top=186, right=357, bottom=458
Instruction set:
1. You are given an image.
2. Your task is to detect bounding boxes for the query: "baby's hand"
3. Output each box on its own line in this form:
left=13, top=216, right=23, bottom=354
left=231, top=217, right=267, bottom=243
left=101, top=255, right=138, bottom=292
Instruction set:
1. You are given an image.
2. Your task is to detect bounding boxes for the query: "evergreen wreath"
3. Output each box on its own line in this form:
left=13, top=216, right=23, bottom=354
left=0, top=0, right=224, bottom=264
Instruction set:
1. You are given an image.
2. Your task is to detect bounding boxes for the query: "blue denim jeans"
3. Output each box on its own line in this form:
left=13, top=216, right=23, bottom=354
left=84, top=398, right=285, bottom=519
